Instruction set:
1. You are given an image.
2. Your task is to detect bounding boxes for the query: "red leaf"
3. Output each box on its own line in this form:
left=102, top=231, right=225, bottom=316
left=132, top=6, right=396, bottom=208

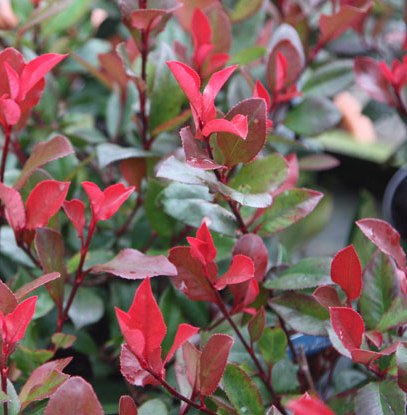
left=313, top=286, right=342, bottom=308
left=253, top=80, right=271, bottom=112
left=319, top=4, right=371, bottom=44
left=25, top=180, right=70, bottom=230
left=330, top=307, right=364, bottom=352
left=215, top=255, right=255, bottom=290
left=0, top=97, right=20, bottom=127
left=2, top=296, right=37, bottom=350
left=166, top=61, right=202, bottom=112
left=331, top=245, right=362, bottom=301
left=356, top=218, right=406, bottom=270
left=354, top=57, right=397, bottom=106
left=180, top=126, right=224, bottom=170
left=117, top=278, right=166, bottom=359
left=91, top=248, right=177, bottom=280
left=169, top=246, right=218, bottom=302
left=216, top=98, right=267, bottom=167
left=82, top=182, right=135, bottom=222
left=202, top=114, right=248, bottom=139
left=19, top=53, right=67, bottom=100
left=15, top=135, right=74, bottom=190
left=164, top=323, right=199, bottom=365
left=233, top=233, right=268, bottom=281
left=229, top=278, right=260, bottom=314
left=4, top=62, right=20, bottom=100
left=44, top=376, right=103, bottom=415
left=191, top=8, right=211, bottom=48
left=14, top=272, right=60, bottom=302
left=19, top=358, right=71, bottom=409
left=63, top=199, right=86, bottom=240
left=203, top=65, right=237, bottom=105
left=288, top=393, right=335, bottom=415
left=186, top=221, right=217, bottom=265
left=182, top=341, right=201, bottom=391
left=199, top=334, right=234, bottom=396
left=119, top=395, right=138, bottom=415
left=0, top=281, right=17, bottom=314
left=130, top=9, right=166, bottom=31
left=120, top=344, right=161, bottom=387
left=0, top=182, right=26, bottom=233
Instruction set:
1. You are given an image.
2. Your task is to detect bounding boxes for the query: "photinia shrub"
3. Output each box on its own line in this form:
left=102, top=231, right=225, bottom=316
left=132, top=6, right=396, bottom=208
left=0, top=1, right=405, bottom=414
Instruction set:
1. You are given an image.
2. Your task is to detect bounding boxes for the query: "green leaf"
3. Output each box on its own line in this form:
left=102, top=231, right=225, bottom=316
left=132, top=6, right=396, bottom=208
left=51, top=333, right=76, bottom=350
left=360, top=251, right=400, bottom=330
left=145, top=179, right=177, bottom=237
left=67, top=287, right=105, bottom=329
left=138, top=399, right=168, bottom=415
left=264, top=257, right=332, bottom=290
left=42, top=0, right=92, bottom=35
left=271, top=357, right=299, bottom=393
left=162, top=197, right=237, bottom=236
left=354, top=381, right=406, bottom=415
left=248, top=307, right=266, bottom=343
left=269, top=293, right=329, bottom=335
left=229, top=0, right=263, bottom=22
left=258, top=328, right=287, bottom=365
left=149, top=44, right=186, bottom=132
left=106, top=91, right=122, bottom=139
left=377, top=297, right=407, bottom=332
left=34, top=228, right=66, bottom=306
left=157, top=156, right=272, bottom=208
left=302, top=60, right=354, bottom=97
left=0, top=380, right=21, bottom=415
left=229, top=46, right=266, bottom=65
left=97, top=143, right=155, bottom=169
left=216, top=98, right=267, bottom=168
left=222, top=364, right=264, bottom=415
left=229, top=154, right=288, bottom=194
left=285, top=97, right=341, bottom=136
left=253, top=188, right=323, bottom=236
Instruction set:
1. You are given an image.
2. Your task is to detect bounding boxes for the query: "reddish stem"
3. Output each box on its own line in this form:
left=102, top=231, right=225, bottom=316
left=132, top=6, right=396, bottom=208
left=56, top=219, right=96, bottom=332
left=0, top=126, right=12, bottom=183
left=1, top=365, right=8, bottom=415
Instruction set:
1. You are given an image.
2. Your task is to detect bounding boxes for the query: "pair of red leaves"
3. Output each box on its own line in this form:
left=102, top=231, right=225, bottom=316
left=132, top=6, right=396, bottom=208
left=0, top=48, right=66, bottom=131
left=190, top=8, right=229, bottom=79
left=169, top=221, right=256, bottom=306
left=64, top=182, right=135, bottom=241
left=167, top=61, right=248, bottom=140
left=115, top=277, right=198, bottom=386
left=288, top=392, right=334, bottom=415
left=0, top=180, right=70, bottom=241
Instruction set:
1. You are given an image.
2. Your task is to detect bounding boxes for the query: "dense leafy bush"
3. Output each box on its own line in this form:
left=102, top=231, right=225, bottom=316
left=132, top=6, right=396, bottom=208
left=0, top=1, right=406, bottom=414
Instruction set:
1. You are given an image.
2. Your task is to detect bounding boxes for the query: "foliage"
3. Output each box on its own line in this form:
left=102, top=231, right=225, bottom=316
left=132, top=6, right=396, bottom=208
left=0, top=0, right=405, bottom=414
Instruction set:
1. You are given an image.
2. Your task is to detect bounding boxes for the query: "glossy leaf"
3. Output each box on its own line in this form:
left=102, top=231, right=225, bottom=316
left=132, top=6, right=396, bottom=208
left=199, top=334, right=234, bottom=396
left=19, top=358, right=71, bottom=409
left=248, top=307, right=266, bottom=343
left=14, top=272, right=60, bottom=302
left=215, top=255, right=255, bottom=290
left=119, top=395, right=138, bottom=415
left=68, top=287, right=104, bottom=330
left=360, top=252, right=400, bottom=330
left=14, top=135, right=74, bottom=189
left=284, top=97, right=341, bottom=136
left=25, top=181, right=70, bottom=230
left=331, top=245, right=362, bottom=301
left=91, top=248, right=177, bottom=280
left=222, top=364, right=263, bottom=415
left=0, top=183, right=26, bottom=233
left=269, top=293, right=329, bottom=335
left=329, top=307, right=364, bottom=351
left=313, top=286, right=342, bottom=309
left=63, top=199, right=86, bottom=240
left=186, top=221, right=217, bottom=266
left=164, top=323, right=199, bottom=365
left=168, top=246, right=218, bottom=302
left=0, top=281, right=17, bottom=314
left=233, top=234, right=268, bottom=281
left=354, top=381, right=406, bottom=415
left=288, top=393, right=334, bottom=415
left=34, top=228, right=66, bottom=306
left=265, top=257, right=331, bottom=290
left=376, top=297, right=407, bottom=331
left=96, top=143, right=154, bottom=169
left=216, top=98, right=267, bottom=167
left=44, top=377, right=103, bottom=415
left=254, top=189, right=323, bottom=236
left=259, top=328, right=287, bottom=365
left=356, top=219, right=406, bottom=270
